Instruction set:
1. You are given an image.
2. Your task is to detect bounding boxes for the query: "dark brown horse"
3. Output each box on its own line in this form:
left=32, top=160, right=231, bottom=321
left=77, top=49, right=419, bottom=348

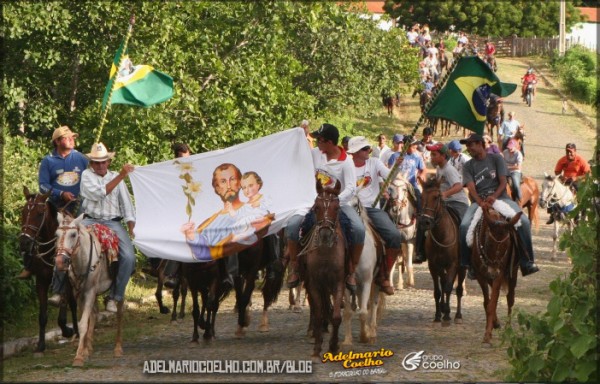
left=471, top=205, right=522, bottom=344
left=506, top=176, right=540, bottom=232
left=234, top=233, right=285, bottom=337
left=19, top=187, right=78, bottom=354
left=485, top=98, right=503, bottom=142
left=305, top=180, right=345, bottom=357
left=182, top=261, right=230, bottom=342
left=382, top=94, right=396, bottom=117
left=419, top=179, right=465, bottom=326
left=154, top=259, right=188, bottom=322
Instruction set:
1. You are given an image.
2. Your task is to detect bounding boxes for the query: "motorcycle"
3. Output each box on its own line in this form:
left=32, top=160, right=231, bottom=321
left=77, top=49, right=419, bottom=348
left=524, top=80, right=536, bottom=107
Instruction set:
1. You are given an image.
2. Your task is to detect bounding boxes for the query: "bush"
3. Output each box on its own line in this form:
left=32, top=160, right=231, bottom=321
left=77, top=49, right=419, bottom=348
left=551, top=45, right=599, bottom=108
left=501, top=150, right=599, bottom=382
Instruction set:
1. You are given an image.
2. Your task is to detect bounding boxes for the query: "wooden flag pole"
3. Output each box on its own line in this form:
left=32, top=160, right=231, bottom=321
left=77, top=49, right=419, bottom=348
left=95, top=14, right=136, bottom=144
left=371, top=53, right=465, bottom=208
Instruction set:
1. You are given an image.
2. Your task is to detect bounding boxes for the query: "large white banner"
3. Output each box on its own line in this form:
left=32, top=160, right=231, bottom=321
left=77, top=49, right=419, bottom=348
left=129, top=128, right=315, bottom=262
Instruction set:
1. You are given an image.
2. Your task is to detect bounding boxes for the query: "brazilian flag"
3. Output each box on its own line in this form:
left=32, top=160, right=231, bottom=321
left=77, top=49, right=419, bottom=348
left=101, top=41, right=173, bottom=113
left=426, top=56, right=516, bottom=134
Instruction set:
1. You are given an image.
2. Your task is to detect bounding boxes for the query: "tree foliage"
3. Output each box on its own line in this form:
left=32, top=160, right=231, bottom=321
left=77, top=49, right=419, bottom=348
left=501, top=156, right=599, bottom=382
left=384, top=0, right=584, bottom=38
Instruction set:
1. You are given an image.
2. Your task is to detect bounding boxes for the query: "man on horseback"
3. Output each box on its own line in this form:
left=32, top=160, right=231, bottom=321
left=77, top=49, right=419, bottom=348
left=285, top=123, right=365, bottom=292
left=497, top=111, right=523, bottom=151
left=547, top=143, right=591, bottom=224
left=502, top=139, right=524, bottom=204
left=447, top=140, right=471, bottom=178
left=18, top=126, right=89, bottom=303
left=346, top=136, right=403, bottom=295
left=80, top=143, right=137, bottom=313
left=458, top=134, right=539, bottom=278
left=414, top=143, right=470, bottom=264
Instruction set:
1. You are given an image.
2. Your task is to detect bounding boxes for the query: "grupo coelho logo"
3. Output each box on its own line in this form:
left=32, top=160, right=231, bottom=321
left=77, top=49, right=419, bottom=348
left=322, top=348, right=394, bottom=369
left=401, top=351, right=461, bottom=372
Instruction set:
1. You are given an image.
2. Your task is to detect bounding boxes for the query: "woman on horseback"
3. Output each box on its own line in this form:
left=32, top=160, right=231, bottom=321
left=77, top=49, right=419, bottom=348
left=502, top=139, right=524, bottom=204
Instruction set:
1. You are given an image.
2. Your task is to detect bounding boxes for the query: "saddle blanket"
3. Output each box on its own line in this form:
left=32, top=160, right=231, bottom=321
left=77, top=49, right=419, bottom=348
left=88, top=224, right=119, bottom=263
left=466, top=200, right=521, bottom=247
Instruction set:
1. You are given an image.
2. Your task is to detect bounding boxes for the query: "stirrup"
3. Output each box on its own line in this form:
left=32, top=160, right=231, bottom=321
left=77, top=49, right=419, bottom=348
left=345, top=274, right=357, bottom=293
left=287, top=272, right=300, bottom=289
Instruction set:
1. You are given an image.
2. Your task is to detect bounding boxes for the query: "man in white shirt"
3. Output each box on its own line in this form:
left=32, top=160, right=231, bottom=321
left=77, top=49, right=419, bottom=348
left=497, top=111, right=523, bottom=150
left=447, top=140, right=471, bottom=180
left=371, top=133, right=390, bottom=160
left=285, top=124, right=365, bottom=292
left=347, top=136, right=403, bottom=295
left=80, top=143, right=136, bottom=313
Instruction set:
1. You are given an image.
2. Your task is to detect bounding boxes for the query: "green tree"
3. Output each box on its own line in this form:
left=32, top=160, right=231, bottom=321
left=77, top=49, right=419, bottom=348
left=384, top=0, right=583, bottom=37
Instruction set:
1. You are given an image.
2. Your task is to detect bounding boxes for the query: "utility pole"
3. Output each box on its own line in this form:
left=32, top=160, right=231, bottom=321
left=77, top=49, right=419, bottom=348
left=559, top=0, right=566, bottom=56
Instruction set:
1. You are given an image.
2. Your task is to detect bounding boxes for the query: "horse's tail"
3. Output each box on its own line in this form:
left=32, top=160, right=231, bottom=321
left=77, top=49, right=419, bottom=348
left=262, top=267, right=284, bottom=308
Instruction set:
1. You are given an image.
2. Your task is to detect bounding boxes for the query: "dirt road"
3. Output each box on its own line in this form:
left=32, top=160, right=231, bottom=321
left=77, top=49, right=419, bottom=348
left=3, top=57, right=596, bottom=383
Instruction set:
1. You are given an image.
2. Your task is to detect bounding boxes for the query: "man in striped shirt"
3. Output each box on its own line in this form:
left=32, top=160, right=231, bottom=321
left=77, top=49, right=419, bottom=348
left=80, top=142, right=136, bottom=313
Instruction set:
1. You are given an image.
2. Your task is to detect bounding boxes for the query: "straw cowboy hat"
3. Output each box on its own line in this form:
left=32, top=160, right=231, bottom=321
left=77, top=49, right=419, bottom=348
left=51, top=126, right=79, bottom=141
left=86, top=142, right=115, bottom=162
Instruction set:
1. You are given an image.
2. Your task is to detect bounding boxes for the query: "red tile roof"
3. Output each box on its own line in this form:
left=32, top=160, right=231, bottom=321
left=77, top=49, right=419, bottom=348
left=578, top=7, right=598, bottom=23
left=365, top=1, right=386, bottom=14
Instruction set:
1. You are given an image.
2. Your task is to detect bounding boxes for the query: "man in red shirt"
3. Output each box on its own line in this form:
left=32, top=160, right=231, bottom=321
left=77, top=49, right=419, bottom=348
left=554, top=143, right=591, bottom=191
left=521, top=68, right=537, bottom=99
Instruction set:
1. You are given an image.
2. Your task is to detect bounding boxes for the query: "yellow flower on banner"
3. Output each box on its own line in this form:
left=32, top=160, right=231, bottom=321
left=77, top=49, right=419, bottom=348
left=174, top=160, right=201, bottom=222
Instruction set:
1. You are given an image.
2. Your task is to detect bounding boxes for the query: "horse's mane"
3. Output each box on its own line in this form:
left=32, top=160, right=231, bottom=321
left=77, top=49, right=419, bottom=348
left=422, top=177, right=439, bottom=191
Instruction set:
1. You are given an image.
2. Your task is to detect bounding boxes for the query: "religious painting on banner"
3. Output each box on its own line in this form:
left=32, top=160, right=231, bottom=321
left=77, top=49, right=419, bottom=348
left=129, top=128, right=315, bottom=262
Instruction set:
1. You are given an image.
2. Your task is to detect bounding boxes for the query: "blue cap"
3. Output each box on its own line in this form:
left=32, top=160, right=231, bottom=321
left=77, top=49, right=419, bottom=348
left=448, top=140, right=462, bottom=151
left=392, top=134, right=404, bottom=143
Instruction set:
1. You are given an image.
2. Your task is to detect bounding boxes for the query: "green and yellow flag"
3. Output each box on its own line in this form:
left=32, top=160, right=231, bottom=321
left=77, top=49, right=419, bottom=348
left=101, top=42, right=173, bottom=112
left=426, top=56, right=516, bottom=134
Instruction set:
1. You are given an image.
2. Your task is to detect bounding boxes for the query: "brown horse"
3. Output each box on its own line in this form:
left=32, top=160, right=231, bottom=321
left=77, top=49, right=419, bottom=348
left=154, top=259, right=188, bottom=322
left=419, top=179, right=465, bottom=326
left=19, top=187, right=78, bottom=355
left=305, top=180, right=345, bottom=357
left=485, top=98, right=503, bottom=141
left=470, top=205, right=522, bottom=344
left=506, top=176, right=540, bottom=231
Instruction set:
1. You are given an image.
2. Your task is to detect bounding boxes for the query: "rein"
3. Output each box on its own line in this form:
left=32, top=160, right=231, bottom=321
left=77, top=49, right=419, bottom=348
left=420, top=192, right=457, bottom=248
left=475, top=218, right=511, bottom=274
left=19, top=196, right=57, bottom=267
left=389, top=182, right=417, bottom=228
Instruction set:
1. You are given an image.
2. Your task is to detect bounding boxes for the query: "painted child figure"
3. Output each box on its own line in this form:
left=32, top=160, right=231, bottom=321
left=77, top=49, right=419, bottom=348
left=231, top=171, right=272, bottom=244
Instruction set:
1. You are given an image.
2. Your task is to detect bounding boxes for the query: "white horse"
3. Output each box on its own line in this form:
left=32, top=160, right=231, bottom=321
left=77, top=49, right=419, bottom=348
left=55, top=213, right=124, bottom=367
left=342, top=198, right=385, bottom=345
left=386, top=174, right=418, bottom=289
left=539, top=172, right=576, bottom=261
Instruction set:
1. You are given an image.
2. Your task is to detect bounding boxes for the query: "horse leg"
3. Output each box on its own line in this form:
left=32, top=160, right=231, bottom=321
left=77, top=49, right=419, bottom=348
left=342, top=290, right=353, bottom=346
left=370, top=287, right=383, bottom=343
left=358, top=278, right=372, bottom=343
left=329, top=285, right=343, bottom=354
left=441, top=270, right=453, bottom=325
left=34, top=280, right=49, bottom=355
left=551, top=222, right=559, bottom=261
left=114, top=300, right=124, bottom=357
left=84, top=301, right=99, bottom=359
left=170, top=280, right=180, bottom=322
left=179, top=279, right=188, bottom=319
left=454, top=267, right=466, bottom=324
left=431, top=273, right=442, bottom=322
left=309, top=288, right=323, bottom=358
left=73, top=292, right=95, bottom=366
left=156, top=263, right=169, bottom=315
left=259, top=309, right=270, bottom=332
left=190, top=288, right=200, bottom=343
left=204, top=284, right=218, bottom=341
left=406, top=240, right=415, bottom=287
left=484, top=280, right=502, bottom=344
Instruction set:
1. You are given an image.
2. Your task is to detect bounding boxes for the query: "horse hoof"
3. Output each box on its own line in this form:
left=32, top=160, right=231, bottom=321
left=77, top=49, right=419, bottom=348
left=454, top=318, right=463, bottom=324
left=433, top=318, right=441, bottom=323
left=114, top=349, right=123, bottom=358
left=258, top=325, right=269, bottom=333
left=342, top=340, right=352, bottom=347
left=62, top=328, right=74, bottom=338
left=190, top=339, right=199, bottom=344
left=160, top=307, right=170, bottom=314
left=33, top=351, right=44, bottom=358
left=293, top=306, right=302, bottom=313
left=493, top=322, right=501, bottom=329
left=73, top=358, right=84, bottom=367
left=441, top=320, right=451, bottom=328
left=235, top=329, right=245, bottom=338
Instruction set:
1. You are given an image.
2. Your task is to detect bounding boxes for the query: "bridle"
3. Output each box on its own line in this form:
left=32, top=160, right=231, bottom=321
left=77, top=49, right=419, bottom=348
left=56, top=223, right=101, bottom=296
left=475, top=213, right=513, bottom=278
left=419, top=190, right=456, bottom=248
left=19, top=195, right=56, bottom=265
left=541, top=178, right=571, bottom=208
left=313, top=192, right=340, bottom=247
left=388, top=180, right=417, bottom=228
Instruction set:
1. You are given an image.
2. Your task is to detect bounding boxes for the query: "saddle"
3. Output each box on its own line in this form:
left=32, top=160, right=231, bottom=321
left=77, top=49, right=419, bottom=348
left=88, top=224, right=119, bottom=280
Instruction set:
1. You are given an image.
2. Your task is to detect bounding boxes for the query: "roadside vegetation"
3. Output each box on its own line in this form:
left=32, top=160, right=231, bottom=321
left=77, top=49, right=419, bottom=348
left=550, top=45, right=599, bottom=108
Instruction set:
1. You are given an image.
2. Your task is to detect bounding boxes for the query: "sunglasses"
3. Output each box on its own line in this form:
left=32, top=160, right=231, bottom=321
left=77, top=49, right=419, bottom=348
left=360, top=146, right=371, bottom=152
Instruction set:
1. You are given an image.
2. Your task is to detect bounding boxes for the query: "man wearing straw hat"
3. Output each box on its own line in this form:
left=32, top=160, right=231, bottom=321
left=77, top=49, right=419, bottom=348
left=17, top=126, right=89, bottom=304
left=79, top=142, right=136, bottom=313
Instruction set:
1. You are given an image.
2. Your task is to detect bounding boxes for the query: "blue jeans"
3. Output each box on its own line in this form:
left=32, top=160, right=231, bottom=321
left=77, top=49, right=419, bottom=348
left=509, top=171, right=522, bottom=201
left=82, top=218, right=136, bottom=302
left=459, top=197, right=534, bottom=268
left=284, top=205, right=366, bottom=246
left=365, top=207, right=403, bottom=248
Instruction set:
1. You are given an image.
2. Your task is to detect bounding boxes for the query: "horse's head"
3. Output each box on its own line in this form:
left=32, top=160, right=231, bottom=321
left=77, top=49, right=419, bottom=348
left=314, top=179, right=341, bottom=247
left=419, top=177, right=442, bottom=230
left=387, top=174, right=416, bottom=226
left=540, top=172, right=558, bottom=208
left=55, top=213, right=85, bottom=271
left=480, top=207, right=522, bottom=279
left=19, top=186, right=53, bottom=256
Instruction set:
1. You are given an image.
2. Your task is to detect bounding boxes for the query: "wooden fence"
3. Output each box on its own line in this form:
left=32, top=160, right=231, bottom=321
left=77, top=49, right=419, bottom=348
left=469, top=35, right=587, bottom=57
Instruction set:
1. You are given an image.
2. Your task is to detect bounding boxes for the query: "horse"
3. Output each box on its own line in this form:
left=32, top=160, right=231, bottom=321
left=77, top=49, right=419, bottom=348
left=438, top=48, right=449, bottom=74
left=419, top=179, right=465, bottom=326
left=342, top=197, right=385, bottom=346
left=55, top=213, right=123, bottom=367
left=506, top=176, right=540, bottom=231
left=469, top=204, right=522, bottom=344
left=304, top=180, right=345, bottom=357
left=154, top=259, right=188, bottom=322
left=182, top=261, right=230, bottom=342
left=234, top=233, right=285, bottom=337
left=485, top=98, right=503, bottom=142
left=539, top=173, right=577, bottom=261
left=382, top=94, right=396, bottom=117
left=19, top=187, right=78, bottom=355
left=386, top=174, right=418, bottom=289
left=288, top=281, right=307, bottom=312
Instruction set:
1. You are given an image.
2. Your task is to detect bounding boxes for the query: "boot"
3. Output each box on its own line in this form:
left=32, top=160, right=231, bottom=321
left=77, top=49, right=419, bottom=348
left=286, top=241, right=300, bottom=288
left=413, top=227, right=427, bottom=264
left=346, top=244, right=364, bottom=292
left=48, top=293, right=62, bottom=307
left=377, top=248, right=399, bottom=295
left=520, top=261, right=540, bottom=277
left=16, top=269, right=32, bottom=280
left=546, top=215, right=555, bottom=225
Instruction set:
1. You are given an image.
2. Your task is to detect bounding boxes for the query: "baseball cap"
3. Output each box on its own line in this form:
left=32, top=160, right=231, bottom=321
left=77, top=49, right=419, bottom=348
left=447, top=140, right=462, bottom=151
left=346, top=136, right=371, bottom=154
left=426, top=143, right=449, bottom=155
left=51, top=126, right=79, bottom=142
left=392, top=134, right=404, bottom=144
left=459, top=133, right=484, bottom=144
left=507, top=139, right=518, bottom=149
left=311, top=123, right=339, bottom=144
